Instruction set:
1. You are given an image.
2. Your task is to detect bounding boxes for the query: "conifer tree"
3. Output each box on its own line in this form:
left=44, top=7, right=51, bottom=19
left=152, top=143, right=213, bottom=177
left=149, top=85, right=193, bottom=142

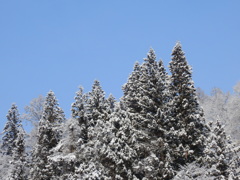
left=122, top=49, right=173, bottom=179
left=168, top=42, right=208, bottom=169
left=30, top=91, right=65, bottom=180
left=2, top=104, right=21, bottom=156
left=138, top=48, right=160, bottom=116
left=87, top=80, right=108, bottom=126
left=202, top=121, right=240, bottom=179
left=75, top=81, right=110, bottom=178
left=71, top=86, right=89, bottom=144
left=9, top=126, right=26, bottom=180
left=106, top=94, right=116, bottom=115
left=122, top=62, right=142, bottom=113
left=49, top=87, right=88, bottom=179
left=98, top=104, right=137, bottom=179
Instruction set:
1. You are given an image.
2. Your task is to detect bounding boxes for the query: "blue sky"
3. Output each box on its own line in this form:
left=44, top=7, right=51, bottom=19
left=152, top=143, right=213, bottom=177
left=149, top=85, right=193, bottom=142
left=0, top=1, right=240, bottom=131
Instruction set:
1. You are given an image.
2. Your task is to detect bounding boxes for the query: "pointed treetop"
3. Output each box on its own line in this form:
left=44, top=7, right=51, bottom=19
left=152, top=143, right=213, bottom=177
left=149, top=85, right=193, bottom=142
left=144, top=48, right=156, bottom=64
left=72, top=86, right=85, bottom=105
left=158, top=59, right=168, bottom=83
left=2, top=103, right=21, bottom=155
left=47, top=90, right=55, bottom=97
left=159, top=59, right=167, bottom=72
left=170, top=42, right=192, bottom=77
left=46, top=90, right=58, bottom=102
left=91, top=80, right=105, bottom=97
left=171, top=41, right=185, bottom=59
left=6, top=103, right=20, bottom=123
left=73, top=86, right=84, bottom=102
left=133, top=61, right=140, bottom=71
left=173, top=41, right=182, bottom=50
left=44, top=90, right=58, bottom=105
left=93, top=80, right=100, bottom=87
left=71, top=86, right=87, bottom=120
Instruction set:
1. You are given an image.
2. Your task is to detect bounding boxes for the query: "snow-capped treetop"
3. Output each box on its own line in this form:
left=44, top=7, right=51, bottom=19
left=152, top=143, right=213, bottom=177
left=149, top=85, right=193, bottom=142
left=41, top=90, right=65, bottom=125
left=87, top=80, right=108, bottom=124
left=2, top=104, right=21, bottom=155
left=71, top=86, right=88, bottom=123
left=143, top=48, right=156, bottom=64
left=169, top=42, right=192, bottom=91
left=30, top=90, right=65, bottom=180
left=167, top=42, right=208, bottom=169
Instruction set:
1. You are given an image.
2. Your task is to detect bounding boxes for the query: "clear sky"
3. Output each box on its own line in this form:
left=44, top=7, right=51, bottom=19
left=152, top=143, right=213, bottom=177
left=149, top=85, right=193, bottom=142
left=0, top=1, right=240, bottom=131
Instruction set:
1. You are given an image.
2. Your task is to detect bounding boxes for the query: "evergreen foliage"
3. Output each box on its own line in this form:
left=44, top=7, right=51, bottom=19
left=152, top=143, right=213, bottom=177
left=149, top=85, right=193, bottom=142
left=122, top=62, right=142, bottom=113
left=122, top=48, right=174, bottom=179
left=74, top=81, right=114, bottom=179
left=202, top=121, right=240, bottom=179
left=2, top=104, right=21, bottom=156
left=49, top=87, right=88, bottom=179
left=0, top=43, right=239, bottom=179
left=168, top=42, right=208, bottom=168
left=71, top=86, right=88, bottom=145
left=30, top=91, right=65, bottom=180
left=9, top=126, right=26, bottom=180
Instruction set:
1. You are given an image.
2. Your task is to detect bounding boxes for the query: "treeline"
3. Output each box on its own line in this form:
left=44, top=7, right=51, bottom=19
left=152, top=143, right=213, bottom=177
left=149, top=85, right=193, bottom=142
left=0, top=42, right=239, bottom=179
left=197, top=84, right=240, bottom=145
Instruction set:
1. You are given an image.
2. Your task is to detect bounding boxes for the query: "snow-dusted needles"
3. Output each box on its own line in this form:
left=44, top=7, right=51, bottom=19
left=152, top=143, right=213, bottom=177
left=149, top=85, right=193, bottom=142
left=1, top=43, right=239, bottom=179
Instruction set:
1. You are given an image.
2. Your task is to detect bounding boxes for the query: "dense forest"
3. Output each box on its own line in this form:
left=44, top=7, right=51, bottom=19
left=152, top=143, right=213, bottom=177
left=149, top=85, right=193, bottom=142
left=0, top=42, right=239, bottom=179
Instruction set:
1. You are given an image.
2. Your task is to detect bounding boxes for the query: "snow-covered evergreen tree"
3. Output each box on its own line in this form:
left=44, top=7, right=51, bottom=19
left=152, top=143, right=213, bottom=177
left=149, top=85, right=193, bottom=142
left=122, top=48, right=173, bottom=179
left=49, top=87, right=88, bottom=179
left=138, top=49, right=169, bottom=117
left=0, top=104, right=23, bottom=179
left=122, top=62, right=142, bottom=113
left=106, top=94, right=116, bottom=115
left=71, top=86, right=89, bottom=144
left=86, top=80, right=108, bottom=126
left=96, top=102, right=137, bottom=179
left=1, top=43, right=239, bottom=179
left=202, top=121, right=240, bottom=179
left=168, top=42, right=208, bottom=169
left=74, top=81, right=111, bottom=179
left=30, top=90, right=65, bottom=180
left=2, top=104, right=21, bottom=156
left=8, top=126, right=26, bottom=180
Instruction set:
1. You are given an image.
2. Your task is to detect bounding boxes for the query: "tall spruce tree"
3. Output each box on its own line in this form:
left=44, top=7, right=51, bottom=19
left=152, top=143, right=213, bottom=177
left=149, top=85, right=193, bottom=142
left=98, top=103, right=137, bottom=179
left=87, top=80, right=108, bottom=126
left=30, top=91, right=65, bottom=180
left=168, top=42, right=208, bottom=169
left=71, top=86, right=89, bottom=144
left=122, top=49, right=173, bottom=179
left=2, top=104, right=21, bottom=156
left=122, top=62, right=142, bottom=113
left=9, top=126, right=26, bottom=180
left=75, top=80, right=110, bottom=178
